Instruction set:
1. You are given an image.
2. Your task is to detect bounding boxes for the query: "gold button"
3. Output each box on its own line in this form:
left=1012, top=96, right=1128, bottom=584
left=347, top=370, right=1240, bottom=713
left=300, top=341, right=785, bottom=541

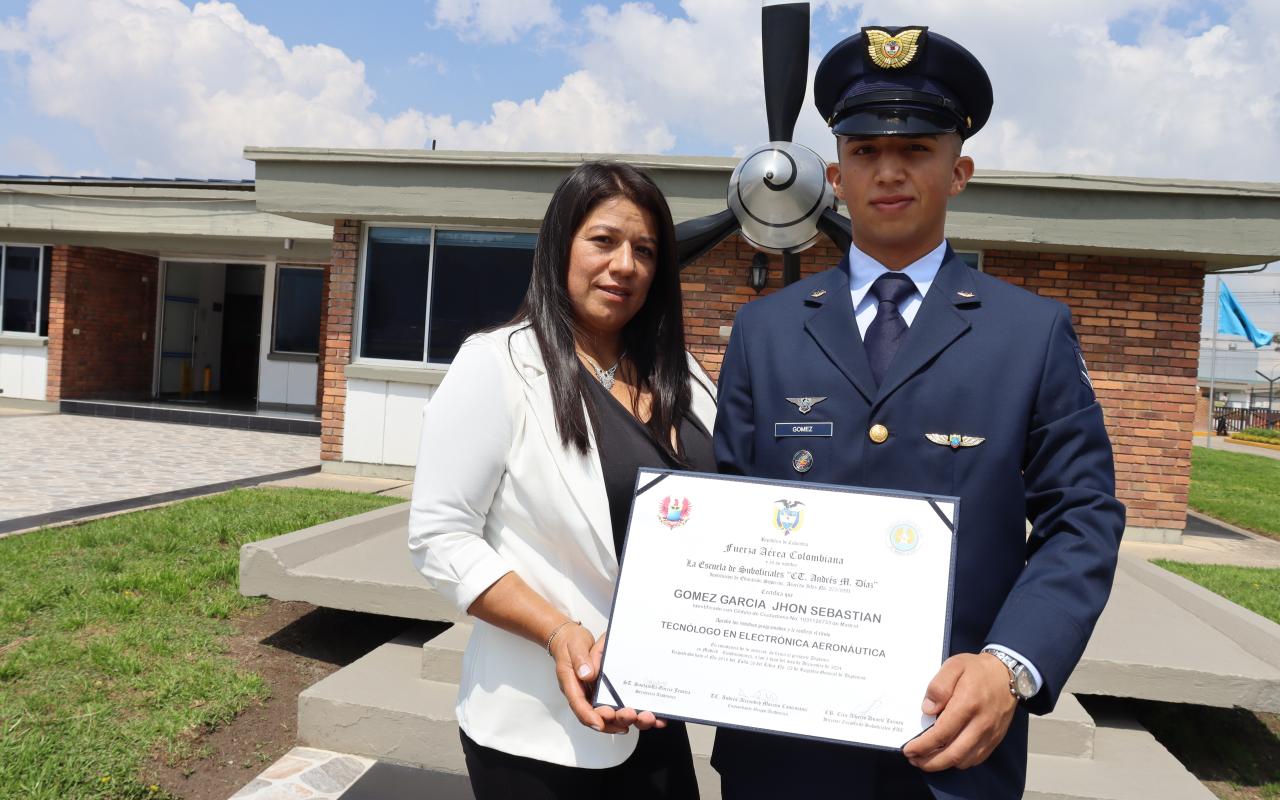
left=869, top=424, right=889, bottom=444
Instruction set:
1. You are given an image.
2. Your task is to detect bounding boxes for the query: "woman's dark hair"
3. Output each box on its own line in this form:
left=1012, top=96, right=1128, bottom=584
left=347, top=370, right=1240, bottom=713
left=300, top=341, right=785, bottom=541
left=511, top=160, right=693, bottom=463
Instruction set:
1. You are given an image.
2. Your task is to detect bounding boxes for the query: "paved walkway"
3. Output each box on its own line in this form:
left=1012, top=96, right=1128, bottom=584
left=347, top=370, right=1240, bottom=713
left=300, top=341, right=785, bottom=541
left=0, top=414, right=318, bottom=528
left=1122, top=511, right=1280, bottom=567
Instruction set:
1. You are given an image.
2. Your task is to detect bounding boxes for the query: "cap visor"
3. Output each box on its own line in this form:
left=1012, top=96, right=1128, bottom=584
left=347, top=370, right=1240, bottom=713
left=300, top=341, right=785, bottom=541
left=831, top=107, right=959, bottom=137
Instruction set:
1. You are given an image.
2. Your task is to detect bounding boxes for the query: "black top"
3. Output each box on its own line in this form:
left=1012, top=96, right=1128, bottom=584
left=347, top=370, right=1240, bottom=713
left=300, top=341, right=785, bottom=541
left=585, top=370, right=715, bottom=559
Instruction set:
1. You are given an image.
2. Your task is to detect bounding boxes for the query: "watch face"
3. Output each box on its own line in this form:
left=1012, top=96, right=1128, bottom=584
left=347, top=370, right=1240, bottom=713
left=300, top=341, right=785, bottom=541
left=1014, top=669, right=1036, bottom=699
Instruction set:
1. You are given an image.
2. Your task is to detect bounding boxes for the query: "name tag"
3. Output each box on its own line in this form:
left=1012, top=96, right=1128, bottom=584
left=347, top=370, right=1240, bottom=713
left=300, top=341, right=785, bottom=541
left=775, top=422, right=834, bottom=437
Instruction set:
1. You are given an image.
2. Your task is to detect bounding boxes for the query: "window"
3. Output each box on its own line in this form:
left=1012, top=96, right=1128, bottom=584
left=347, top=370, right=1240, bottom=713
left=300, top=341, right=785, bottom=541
left=358, top=227, right=536, bottom=364
left=427, top=232, right=537, bottom=362
left=273, top=266, right=323, bottom=355
left=956, top=251, right=983, bottom=270
left=0, top=244, right=50, bottom=336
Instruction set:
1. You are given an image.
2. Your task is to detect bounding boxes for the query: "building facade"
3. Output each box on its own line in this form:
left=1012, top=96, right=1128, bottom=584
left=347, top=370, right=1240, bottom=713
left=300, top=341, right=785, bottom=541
left=0, top=177, right=331, bottom=429
left=248, top=149, right=1280, bottom=542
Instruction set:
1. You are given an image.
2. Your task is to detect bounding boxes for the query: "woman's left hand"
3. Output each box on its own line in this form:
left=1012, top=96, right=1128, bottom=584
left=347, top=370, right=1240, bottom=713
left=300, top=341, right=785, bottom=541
left=587, top=632, right=667, bottom=733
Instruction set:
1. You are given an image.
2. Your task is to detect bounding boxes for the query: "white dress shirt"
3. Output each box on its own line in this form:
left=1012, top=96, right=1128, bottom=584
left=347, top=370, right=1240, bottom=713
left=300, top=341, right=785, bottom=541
left=846, top=240, right=1044, bottom=697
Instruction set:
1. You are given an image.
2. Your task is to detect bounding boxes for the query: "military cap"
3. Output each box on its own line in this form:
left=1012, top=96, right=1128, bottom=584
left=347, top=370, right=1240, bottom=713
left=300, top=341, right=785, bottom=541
left=814, top=26, right=993, bottom=139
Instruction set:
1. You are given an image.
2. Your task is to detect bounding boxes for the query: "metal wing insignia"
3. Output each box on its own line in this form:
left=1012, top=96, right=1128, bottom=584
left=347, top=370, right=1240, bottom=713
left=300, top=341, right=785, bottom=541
left=785, top=396, right=828, bottom=414
left=925, top=433, right=951, bottom=446
left=959, top=436, right=986, bottom=447
left=865, top=27, right=925, bottom=69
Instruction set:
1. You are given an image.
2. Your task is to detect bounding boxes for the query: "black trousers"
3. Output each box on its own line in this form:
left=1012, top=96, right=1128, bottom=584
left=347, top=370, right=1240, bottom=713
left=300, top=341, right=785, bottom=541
left=714, top=728, right=935, bottom=799
left=460, top=724, right=701, bottom=800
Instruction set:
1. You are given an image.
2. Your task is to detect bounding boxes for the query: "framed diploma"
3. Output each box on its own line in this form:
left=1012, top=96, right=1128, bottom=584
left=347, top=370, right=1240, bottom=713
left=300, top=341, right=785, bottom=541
left=594, top=469, right=959, bottom=751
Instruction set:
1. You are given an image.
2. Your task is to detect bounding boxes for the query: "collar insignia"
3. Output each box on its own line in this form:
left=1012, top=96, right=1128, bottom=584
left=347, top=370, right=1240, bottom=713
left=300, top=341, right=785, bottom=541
left=926, top=433, right=985, bottom=450
left=786, top=396, right=828, bottom=415
left=864, top=27, right=926, bottom=70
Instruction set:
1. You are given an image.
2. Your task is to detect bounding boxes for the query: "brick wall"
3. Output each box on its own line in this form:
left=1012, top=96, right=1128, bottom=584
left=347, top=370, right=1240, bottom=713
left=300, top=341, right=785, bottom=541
left=983, top=251, right=1203, bottom=534
left=680, top=235, right=843, bottom=377
left=46, top=245, right=159, bottom=401
left=319, top=220, right=359, bottom=462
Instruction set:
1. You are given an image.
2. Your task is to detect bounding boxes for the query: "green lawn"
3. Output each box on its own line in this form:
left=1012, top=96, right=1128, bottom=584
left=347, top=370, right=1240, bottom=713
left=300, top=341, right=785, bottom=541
left=1191, top=446, right=1280, bottom=537
left=1156, top=561, right=1280, bottom=626
left=0, top=488, right=401, bottom=800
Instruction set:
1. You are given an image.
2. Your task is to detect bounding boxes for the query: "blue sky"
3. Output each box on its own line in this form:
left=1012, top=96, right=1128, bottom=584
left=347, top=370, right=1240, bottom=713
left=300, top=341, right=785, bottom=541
left=0, top=0, right=1275, bottom=181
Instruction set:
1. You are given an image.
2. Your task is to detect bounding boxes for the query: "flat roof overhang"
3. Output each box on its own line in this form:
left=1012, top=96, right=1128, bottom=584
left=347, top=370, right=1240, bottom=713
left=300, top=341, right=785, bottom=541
left=247, top=147, right=1280, bottom=271
left=0, top=181, right=333, bottom=262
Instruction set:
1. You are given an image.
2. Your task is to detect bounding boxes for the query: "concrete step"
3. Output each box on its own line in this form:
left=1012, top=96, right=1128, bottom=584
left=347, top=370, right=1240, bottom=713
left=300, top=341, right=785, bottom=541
left=1025, top=708, right=1213, bottom=800
left=243, top=508, right=1280, bottom=716
left=419, top=621, right=1096, bottom=759
left=1068, top=555, right=1280, bottom=711
left=239, top=503, right=458, bottom=622
left=301, top=629, right=1211, bottom=800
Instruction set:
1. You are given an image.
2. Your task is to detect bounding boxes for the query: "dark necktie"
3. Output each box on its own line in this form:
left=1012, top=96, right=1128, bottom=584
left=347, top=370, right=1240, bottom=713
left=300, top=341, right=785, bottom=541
left=864, top=272, right=917, bottom=387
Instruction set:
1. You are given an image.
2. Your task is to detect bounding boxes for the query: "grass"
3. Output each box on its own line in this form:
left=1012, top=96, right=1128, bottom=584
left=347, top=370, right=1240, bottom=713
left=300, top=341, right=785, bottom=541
left=1191, top=446, right=1280, bottom=537
left=0, top=488, right=401, bottom=800
left=1155, top=561, right=1280, bottom=625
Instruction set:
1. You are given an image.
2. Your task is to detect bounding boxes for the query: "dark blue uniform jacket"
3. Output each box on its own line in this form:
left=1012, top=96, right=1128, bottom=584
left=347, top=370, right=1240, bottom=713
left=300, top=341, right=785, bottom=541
left=711, top=247, right=1125, bottom=799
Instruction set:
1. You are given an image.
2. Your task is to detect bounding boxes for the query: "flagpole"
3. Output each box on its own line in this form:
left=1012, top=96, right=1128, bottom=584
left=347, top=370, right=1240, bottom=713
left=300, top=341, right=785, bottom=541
left=1206, top=276, right=1221, bottom=448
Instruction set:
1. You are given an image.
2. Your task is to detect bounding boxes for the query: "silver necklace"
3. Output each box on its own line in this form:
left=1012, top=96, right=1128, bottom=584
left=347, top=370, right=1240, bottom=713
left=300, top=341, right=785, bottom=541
left=582, top=352, right=623, bottom=390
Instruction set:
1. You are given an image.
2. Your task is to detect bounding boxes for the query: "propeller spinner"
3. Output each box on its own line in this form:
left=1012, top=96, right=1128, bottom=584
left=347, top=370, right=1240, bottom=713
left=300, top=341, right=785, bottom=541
left=675, top=1, right=851, bottom=279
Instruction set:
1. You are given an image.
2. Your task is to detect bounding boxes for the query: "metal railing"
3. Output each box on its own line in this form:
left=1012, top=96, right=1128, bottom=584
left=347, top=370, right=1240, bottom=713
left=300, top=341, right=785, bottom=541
left=1213, top=406, right=1280, bottom=434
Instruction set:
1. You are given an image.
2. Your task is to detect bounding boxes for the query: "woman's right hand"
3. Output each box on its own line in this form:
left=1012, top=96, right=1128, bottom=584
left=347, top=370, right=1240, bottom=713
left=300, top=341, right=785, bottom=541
left=549, top=622, right=627, bottom=733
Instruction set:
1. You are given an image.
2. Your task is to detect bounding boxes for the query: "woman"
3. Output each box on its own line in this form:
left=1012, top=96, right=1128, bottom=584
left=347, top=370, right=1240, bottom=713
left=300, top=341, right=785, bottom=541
left=408, top=161, right=717, bottom=798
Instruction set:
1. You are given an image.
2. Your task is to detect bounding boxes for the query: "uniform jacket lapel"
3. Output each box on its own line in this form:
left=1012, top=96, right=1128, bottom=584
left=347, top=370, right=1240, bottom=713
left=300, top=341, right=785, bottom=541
left=507, top=328, right=617, bottom=566
left=803, top=257, right=878, bottom=405
left=874, top=247, right=977, bottom=406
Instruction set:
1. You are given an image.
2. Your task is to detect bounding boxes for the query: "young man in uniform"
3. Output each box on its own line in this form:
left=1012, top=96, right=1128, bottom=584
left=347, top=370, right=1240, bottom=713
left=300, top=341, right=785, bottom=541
left=711, top=26, right=1125, bottom=799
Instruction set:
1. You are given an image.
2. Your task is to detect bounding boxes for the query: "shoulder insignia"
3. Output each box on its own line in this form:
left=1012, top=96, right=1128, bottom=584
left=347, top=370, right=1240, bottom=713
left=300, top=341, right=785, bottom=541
left=957, top=290, right=975, bottom=299
left=864, top=27, right=926, bottom=69
left=810, top=289, right=828, bottom=299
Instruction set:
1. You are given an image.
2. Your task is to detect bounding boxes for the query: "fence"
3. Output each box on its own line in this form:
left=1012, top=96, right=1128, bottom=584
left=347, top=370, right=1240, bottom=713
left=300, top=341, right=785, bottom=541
left=1214, top=406, right=1280, bottom=434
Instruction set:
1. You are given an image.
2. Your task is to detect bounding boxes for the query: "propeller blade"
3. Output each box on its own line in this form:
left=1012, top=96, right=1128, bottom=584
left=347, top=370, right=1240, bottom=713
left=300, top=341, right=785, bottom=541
left=783, top=251, right=802, bottom=285
left=816, top=207, right=852, bottom=253
left=676, top=208, right=739, bottom=268
left=762, top=2, right=810, bottom=143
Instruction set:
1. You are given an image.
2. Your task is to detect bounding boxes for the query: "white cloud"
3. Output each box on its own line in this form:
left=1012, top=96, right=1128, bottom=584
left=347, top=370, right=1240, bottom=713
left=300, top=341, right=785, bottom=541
left=408, top=51, right=448, bottom=74
left=566, top=0, right=1280, bottom=181
left=4, top=0, right=1279, bottom=182
left=421, top=70, right=674, bottom=153
left=0, top=135, right=63, bottom=175
left=433, top=0, right=560, bottom=43
left=3, top=0, right=669, bottom=177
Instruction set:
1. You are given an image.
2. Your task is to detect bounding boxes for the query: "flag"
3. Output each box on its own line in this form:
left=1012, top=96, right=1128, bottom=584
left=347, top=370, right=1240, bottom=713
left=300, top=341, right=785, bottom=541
left=1218, top=282, right=1274, bottom=348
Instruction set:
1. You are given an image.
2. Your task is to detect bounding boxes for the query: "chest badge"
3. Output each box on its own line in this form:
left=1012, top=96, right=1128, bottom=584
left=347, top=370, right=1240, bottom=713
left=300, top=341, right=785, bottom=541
left=792, top=450, right=814, bottom=473
left=926, top=433, right=986, bottom=450
left=786, top=396, right=828, bottom=415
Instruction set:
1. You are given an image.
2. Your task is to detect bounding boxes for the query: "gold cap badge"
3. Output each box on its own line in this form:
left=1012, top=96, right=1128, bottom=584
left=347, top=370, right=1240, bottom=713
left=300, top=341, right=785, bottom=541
left=864, top=27, right=926, bottom=70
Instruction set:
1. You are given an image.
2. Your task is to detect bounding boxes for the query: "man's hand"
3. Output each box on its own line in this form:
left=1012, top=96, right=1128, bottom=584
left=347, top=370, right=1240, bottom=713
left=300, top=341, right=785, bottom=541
left=901, top=652, right=1017, bottom=772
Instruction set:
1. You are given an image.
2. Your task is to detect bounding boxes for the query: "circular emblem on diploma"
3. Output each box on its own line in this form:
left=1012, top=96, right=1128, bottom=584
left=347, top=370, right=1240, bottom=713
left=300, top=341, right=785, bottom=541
left=889, top=523, right=920, bottom=554
left=657, top=495, right=691, bottom=528
left=792, top=450, right=814, bottom=473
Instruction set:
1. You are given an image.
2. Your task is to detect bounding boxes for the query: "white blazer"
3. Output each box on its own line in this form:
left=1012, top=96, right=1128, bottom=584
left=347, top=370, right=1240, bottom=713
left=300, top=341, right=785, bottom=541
left=408, top=324, right=717, bottom=768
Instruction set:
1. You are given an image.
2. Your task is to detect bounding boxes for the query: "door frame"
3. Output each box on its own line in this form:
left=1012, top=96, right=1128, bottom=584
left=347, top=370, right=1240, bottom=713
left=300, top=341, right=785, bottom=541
left=152, top=257, right=275, bottom=400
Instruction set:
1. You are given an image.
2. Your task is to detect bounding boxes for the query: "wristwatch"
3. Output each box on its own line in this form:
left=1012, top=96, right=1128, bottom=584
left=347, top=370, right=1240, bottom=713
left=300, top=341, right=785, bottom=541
left=982, top=648, right=1037, bottom=701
